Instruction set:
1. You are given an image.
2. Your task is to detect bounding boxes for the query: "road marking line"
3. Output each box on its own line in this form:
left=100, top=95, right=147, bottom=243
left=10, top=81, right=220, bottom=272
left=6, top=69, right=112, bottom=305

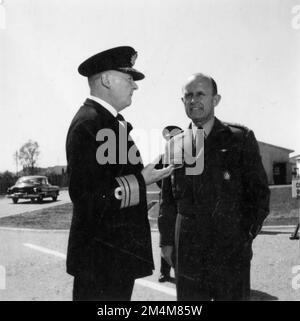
left=23, top=243, right=176, bottom=297
left=0, top=227, right=69, bottom=233
left=23, top=243, right=66, bottom=259
left=135, top=279, right=176, bottom=296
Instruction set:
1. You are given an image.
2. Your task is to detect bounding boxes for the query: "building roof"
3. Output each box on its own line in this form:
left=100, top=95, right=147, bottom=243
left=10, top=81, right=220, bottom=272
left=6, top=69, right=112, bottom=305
left=290, top=154, right=300, bottom=160
left=258, top=141, right=294, bottom=153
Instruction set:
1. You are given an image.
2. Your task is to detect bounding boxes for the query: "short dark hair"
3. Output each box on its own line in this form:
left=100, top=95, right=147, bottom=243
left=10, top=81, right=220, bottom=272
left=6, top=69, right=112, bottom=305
left=210, top=77, right=218, bottom=96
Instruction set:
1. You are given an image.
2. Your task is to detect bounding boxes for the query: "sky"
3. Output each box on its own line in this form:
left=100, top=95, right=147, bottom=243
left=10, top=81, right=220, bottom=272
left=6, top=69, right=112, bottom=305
left=0, top=0, right=300, bottom=173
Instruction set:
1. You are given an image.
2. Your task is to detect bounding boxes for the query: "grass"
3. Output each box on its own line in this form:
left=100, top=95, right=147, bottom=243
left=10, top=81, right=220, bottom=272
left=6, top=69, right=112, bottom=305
left=264, top=208, right=299, bottom=226
left=264, top=217, right=299, bottom=226
left=0, top=203, right=73, bottom=229
left=0, top=201, right=298, bottom=230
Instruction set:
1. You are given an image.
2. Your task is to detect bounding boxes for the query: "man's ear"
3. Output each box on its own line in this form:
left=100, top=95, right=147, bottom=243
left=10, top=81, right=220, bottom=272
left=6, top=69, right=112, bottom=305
left=100, top=72, right=111, bottom=89
left=213, top=94, right=221, bottom=107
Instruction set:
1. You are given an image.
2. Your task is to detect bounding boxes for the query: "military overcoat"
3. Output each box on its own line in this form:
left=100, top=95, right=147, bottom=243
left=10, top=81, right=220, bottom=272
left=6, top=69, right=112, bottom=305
left=66, top=99, right=154, bottom=281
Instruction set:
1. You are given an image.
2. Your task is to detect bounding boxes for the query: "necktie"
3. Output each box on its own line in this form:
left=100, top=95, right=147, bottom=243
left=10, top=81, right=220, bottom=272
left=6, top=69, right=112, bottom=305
left=193, top=125, right=204, bottom=157
left=116, top=113, right=133, bottom=132
left=196, top=125, right=205, bottom=137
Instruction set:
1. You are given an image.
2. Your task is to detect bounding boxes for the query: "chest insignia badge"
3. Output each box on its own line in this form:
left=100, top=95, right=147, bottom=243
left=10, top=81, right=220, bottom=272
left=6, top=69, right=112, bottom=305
left=224, top=171, right=231, bottom=180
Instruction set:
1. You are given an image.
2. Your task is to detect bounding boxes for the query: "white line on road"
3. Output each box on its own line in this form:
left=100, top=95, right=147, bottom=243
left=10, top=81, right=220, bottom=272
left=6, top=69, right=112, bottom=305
left=23, top=243, right=67, bottom=259
left=23, top=243, right=176, bottom=297
left=0, top=227, right=69, bottom=233
left=135, top=279, right=176, bottom=296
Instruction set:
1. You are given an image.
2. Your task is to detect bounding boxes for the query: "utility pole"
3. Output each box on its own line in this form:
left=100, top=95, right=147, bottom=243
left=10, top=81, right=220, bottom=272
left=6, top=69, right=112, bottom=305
left=290, top=175, right=300, bottom=240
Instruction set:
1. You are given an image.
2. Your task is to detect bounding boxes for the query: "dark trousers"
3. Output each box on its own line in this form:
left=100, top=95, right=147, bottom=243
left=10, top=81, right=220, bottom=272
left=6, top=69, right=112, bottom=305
left=73, top=274, right=135, bottom=301
left=160, top=257, right=171, bottom=276
left=176, top=265, right=251, bottom=301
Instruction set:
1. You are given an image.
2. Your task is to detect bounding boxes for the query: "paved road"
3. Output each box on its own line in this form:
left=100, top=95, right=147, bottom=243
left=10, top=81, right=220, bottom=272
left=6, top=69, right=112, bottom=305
left=0, top=225, right=299, bottom=301
left=0, top=187, right=299, bottom=301
left=0, top=228, right=176, bottom=301
left=0, top=190, right=71, bottom=219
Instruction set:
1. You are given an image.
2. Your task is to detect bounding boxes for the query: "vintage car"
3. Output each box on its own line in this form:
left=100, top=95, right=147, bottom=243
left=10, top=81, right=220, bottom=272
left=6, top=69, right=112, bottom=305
left=7, top=175, right=60, bottom=203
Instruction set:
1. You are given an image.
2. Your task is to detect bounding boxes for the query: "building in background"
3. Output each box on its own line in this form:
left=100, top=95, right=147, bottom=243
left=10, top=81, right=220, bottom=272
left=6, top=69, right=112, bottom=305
left=258, top=142, right=294, bottom=185
left=289, top=154, right=300, bottom=179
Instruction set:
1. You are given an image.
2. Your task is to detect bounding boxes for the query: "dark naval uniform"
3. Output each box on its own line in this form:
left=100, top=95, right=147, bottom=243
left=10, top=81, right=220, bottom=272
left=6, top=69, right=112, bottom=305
left=66, top=98, right=154, bottom=300
left=158, top=117, right=270, bottom=300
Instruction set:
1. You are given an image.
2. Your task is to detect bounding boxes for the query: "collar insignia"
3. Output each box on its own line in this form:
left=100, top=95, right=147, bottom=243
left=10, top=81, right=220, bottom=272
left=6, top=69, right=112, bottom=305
left=224, top=171, right=231, bottom=180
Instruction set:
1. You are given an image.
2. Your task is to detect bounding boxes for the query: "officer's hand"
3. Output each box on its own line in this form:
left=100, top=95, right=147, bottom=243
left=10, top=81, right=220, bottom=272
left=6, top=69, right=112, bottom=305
left=161, top=245, right=174, bottom=267
left=142, top=156, right=173, bottom=186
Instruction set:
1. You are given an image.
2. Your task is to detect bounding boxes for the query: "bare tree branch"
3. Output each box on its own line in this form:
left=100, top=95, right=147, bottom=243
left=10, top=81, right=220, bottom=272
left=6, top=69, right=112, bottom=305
left=18, top=140, right=40, bottom=175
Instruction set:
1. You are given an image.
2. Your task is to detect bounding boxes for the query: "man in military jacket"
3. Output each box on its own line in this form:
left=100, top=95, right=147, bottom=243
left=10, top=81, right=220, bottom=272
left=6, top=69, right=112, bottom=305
left=158, top=73, right=270, bottom=301
left=66, top=46, right=173, bottom=301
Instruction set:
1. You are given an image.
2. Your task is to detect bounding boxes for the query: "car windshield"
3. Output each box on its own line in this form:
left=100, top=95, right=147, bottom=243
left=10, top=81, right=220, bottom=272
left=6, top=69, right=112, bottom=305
left=16, top=177, right=45, bottom=184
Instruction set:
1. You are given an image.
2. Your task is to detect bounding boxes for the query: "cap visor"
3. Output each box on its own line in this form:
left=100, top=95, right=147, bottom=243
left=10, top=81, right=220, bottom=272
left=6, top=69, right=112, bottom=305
left=117, top=68, right=145, bottom=81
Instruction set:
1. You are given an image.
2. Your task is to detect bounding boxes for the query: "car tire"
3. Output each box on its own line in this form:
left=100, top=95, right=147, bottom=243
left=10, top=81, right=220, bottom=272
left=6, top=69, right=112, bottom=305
left=37, top=196, right=43, bottom=203
left=31, top=198, right=35, bottom=203
left=52, top=192, right=58, bottom=202
left=12, top=198, right=18, bottom=204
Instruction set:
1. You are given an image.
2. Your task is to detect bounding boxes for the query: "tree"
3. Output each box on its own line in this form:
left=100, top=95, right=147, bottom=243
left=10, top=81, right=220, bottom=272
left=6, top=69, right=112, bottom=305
left=0, top=171, right=17, bottom=194
left=18, top=140, right=40, bottom=175
left=0, top=170, right=16, bottom=180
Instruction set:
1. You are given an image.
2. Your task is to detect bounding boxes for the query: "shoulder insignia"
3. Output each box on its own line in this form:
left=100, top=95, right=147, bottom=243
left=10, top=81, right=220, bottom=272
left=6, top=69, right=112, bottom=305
left=223, top=121, right=250, bottom=132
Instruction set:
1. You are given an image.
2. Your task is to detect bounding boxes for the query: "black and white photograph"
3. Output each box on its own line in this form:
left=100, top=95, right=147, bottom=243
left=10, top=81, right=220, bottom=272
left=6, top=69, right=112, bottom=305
left=0, top=0, right=299, bottom=306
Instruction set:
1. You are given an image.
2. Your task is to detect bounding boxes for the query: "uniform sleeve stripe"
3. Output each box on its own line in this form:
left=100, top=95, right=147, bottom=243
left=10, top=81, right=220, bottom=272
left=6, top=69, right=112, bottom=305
left=122, top=175, right=131, bottom=208
left=116, top=175, right=140, bottom=209
left=119, top=176, right=130, bottom=208
left=116, top=177, right=126, bottom=208
left=123, top=175, right=139, bottom=207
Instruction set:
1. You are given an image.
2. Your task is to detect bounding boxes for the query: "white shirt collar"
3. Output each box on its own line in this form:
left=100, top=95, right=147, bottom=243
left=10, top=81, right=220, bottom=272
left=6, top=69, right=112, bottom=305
left=88, top=95, right=118, bottom=117
left=192, top=117, right=215, bottom=138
